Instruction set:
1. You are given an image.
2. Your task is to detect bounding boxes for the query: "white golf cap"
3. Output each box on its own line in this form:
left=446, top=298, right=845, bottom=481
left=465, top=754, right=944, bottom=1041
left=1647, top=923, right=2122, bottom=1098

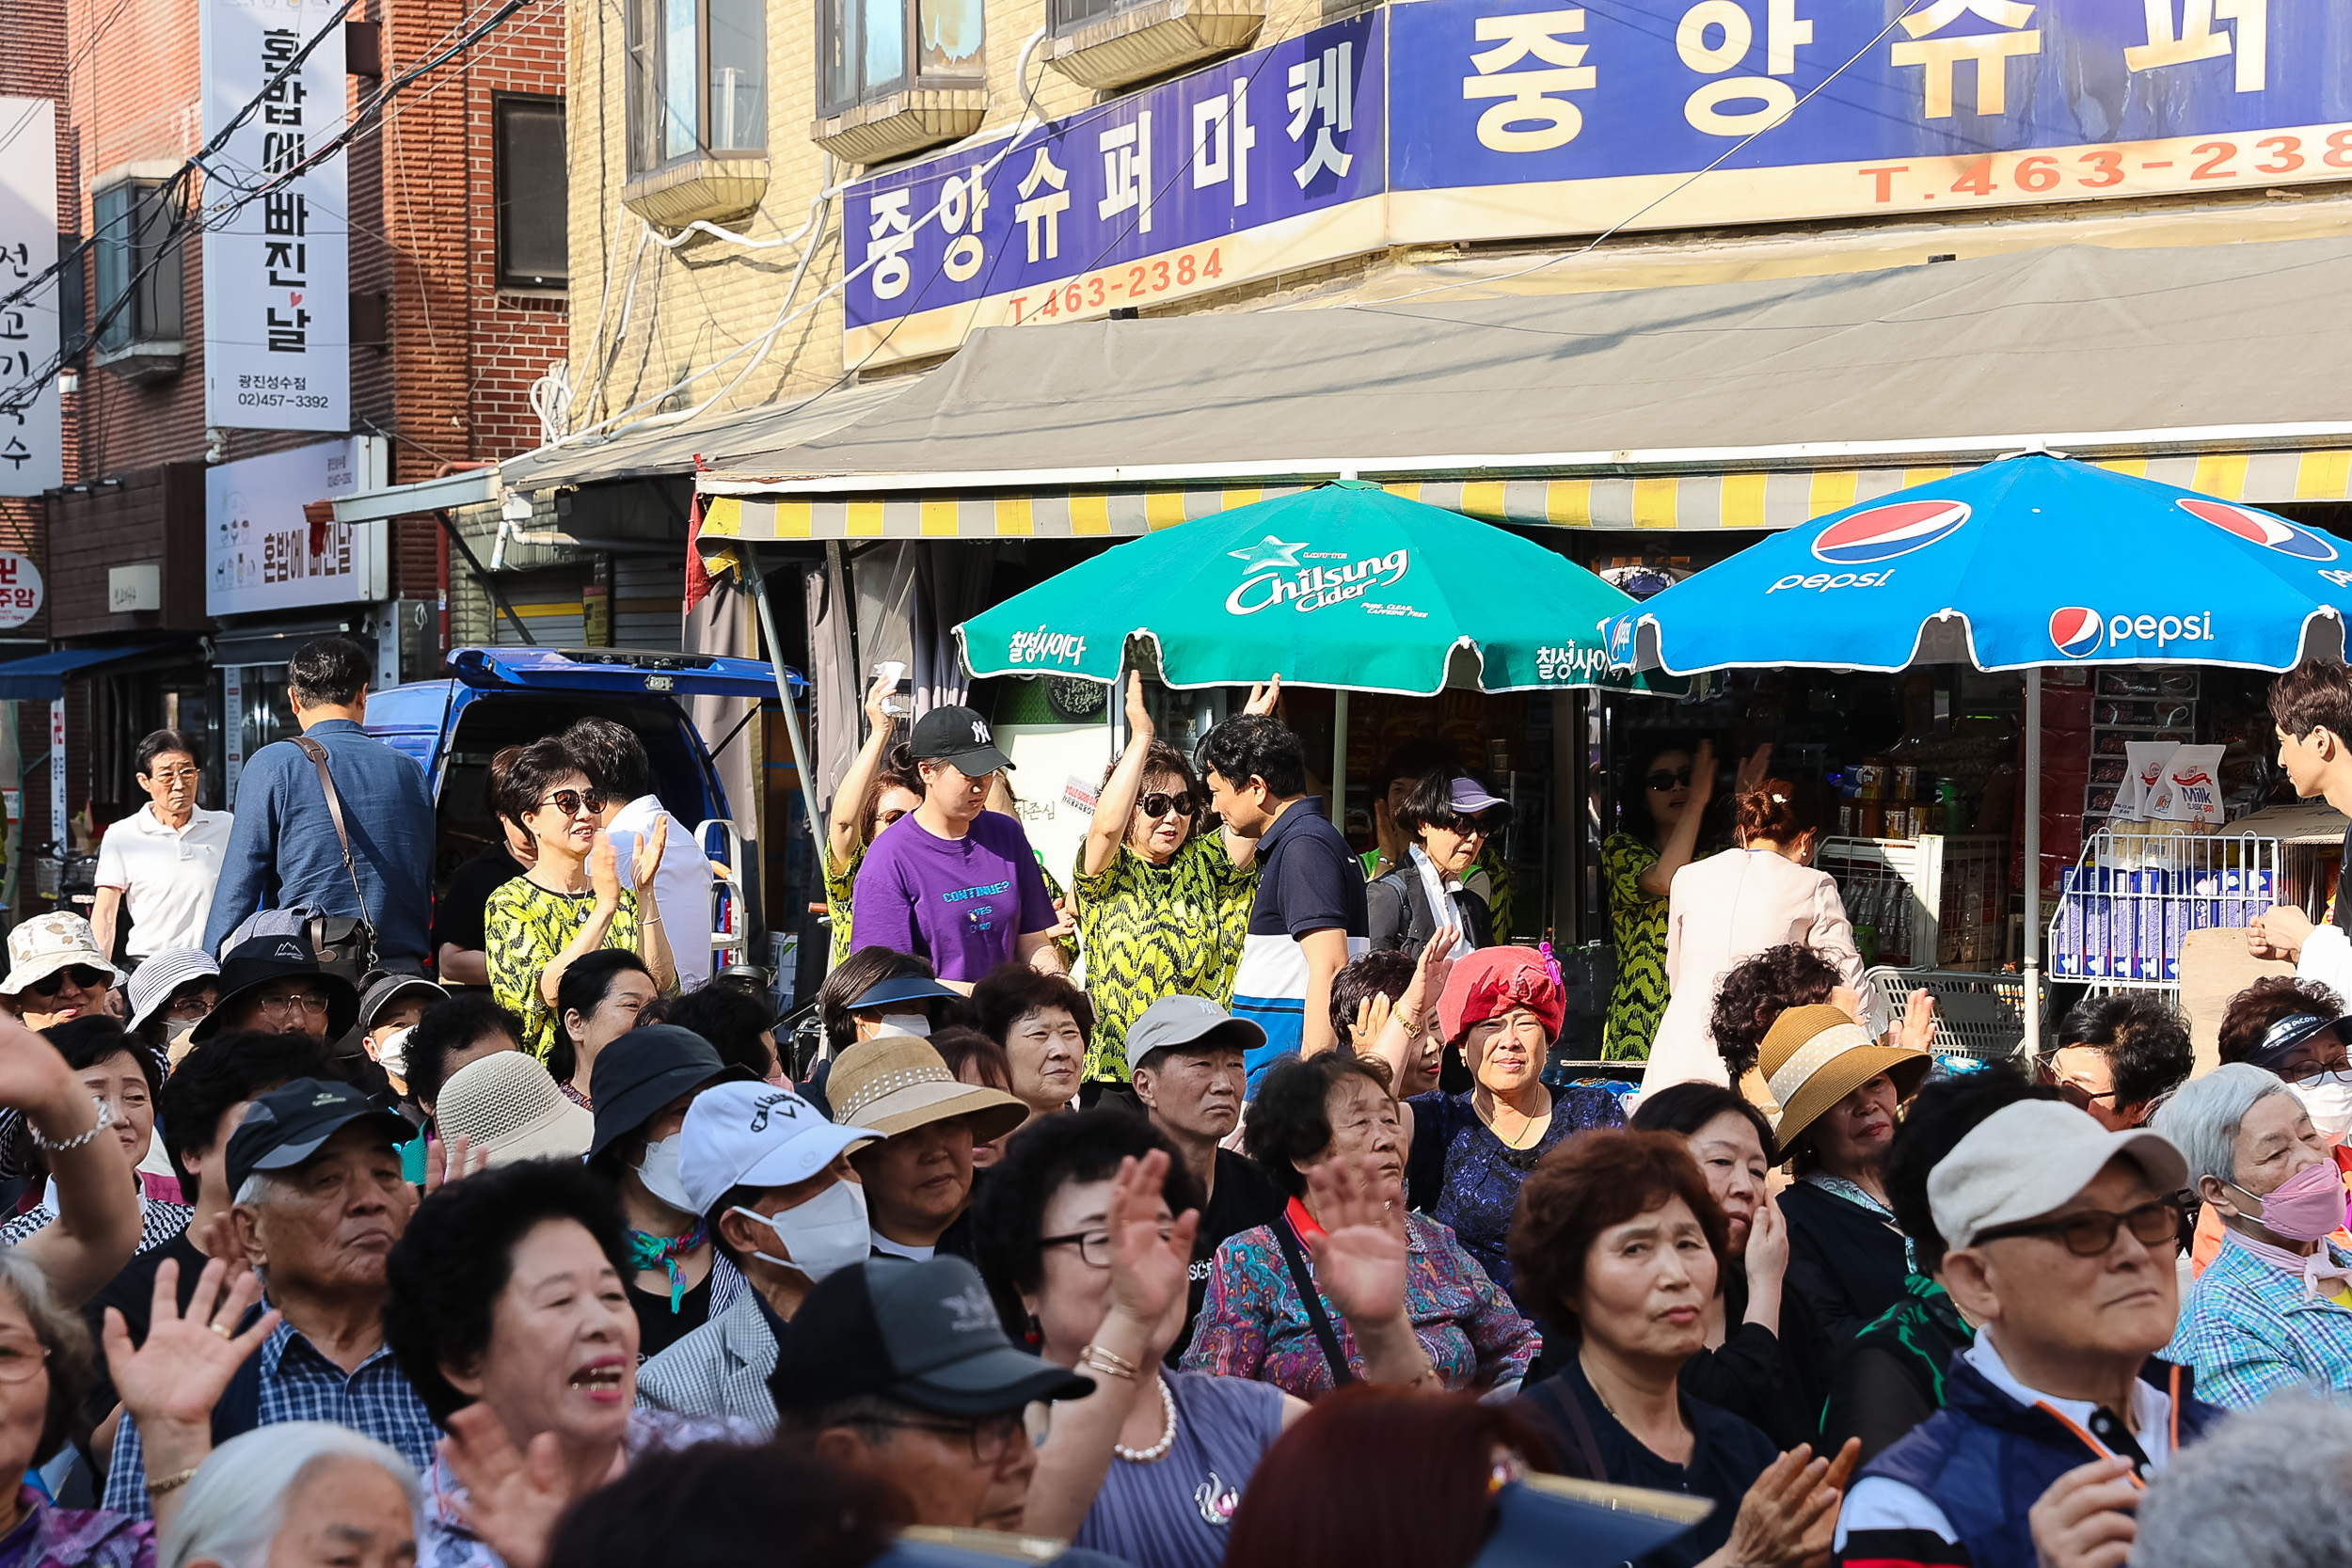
left=1929, top=1099, right=2189, bottom=1252
left=678, top=1081, right=882, bottom=1217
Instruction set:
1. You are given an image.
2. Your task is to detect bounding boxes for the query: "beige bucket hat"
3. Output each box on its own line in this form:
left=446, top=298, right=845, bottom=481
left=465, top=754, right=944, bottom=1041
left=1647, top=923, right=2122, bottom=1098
left=829, top=1035, right=1027, bottom=1143
left=1760, top=1004, right=1931, bottom=1151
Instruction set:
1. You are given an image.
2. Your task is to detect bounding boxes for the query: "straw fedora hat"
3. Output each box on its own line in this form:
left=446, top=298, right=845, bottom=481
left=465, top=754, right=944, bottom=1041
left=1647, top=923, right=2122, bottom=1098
left=1758, top=1005, right=1931, bottom=1151
left=829, top=1035, right=1028, bottom=1142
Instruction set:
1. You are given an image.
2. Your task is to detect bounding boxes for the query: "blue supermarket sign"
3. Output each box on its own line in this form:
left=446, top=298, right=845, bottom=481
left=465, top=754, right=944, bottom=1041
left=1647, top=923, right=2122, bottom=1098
left=848, top=0, right=2352, bottom=363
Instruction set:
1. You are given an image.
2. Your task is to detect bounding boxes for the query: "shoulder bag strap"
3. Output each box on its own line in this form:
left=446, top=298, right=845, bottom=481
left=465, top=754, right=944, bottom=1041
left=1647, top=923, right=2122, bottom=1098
left=1271, top=1215, right=1356, bottom=1388
left=292, top=736, right=379, bottom=946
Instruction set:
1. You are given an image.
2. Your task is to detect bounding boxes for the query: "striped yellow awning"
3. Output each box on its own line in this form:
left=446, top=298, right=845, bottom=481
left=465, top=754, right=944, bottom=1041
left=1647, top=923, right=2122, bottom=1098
left=697, top=450, right=2352, bottom=546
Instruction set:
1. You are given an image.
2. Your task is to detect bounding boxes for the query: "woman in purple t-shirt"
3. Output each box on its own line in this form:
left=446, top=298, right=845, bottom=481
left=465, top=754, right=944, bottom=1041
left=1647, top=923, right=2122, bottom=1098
left=849, top=705, right=1069, bottom=987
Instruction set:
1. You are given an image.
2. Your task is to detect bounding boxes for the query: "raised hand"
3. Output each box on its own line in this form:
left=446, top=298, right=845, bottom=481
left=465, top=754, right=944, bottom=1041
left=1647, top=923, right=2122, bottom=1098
left=103, top=1257, right=280, bottom=1435
left=586, top=831, right=622, bottom=906
left=1896, top=989, right=1937, bottom=1054
left=441, top=1403, right=601, bottom=1568
left=426, top=1132, right=488, bottom=1196
left=1104, top=1152, right=1200, bottom=1356
left=864, top=673, right=897, bottom=735
left=1734, top=742, right=1775, bottom=797
left=1123, top=671, right=1154, bottom=738
left=1243, top=674, right=1282, bottom=717
left=629, top=815, right=670, bottom=887
left=1744, top=1190, right=1789, bottom=1300
left=1351, top=992, right=1396, bottom=1053
left=0, top=1014, right=85, bottom=1123
left=1708, top=1442, right=1842, bottom=1568
left=1688, top=737, right=1718, bottom=807
left=1304, top=1154, right=1407, bottom=1327
left=1402, top=924, right=1459, bottom=1033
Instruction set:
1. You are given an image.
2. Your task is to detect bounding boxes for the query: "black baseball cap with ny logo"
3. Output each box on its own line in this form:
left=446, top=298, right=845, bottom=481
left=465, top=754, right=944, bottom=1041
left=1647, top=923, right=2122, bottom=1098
left=908, top=705, right=1012, bottom=775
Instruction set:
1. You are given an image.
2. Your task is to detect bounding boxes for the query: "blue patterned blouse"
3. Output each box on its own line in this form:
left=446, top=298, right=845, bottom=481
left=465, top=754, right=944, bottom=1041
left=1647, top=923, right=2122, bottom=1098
left=1404, top=1086, right=1626, bottom=1295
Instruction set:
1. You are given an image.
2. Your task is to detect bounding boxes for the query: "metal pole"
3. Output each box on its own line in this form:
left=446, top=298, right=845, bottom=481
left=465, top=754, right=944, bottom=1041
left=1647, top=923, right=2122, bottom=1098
left=2023, top=666, right=2042, bottom=1058
left=739, top=549, right=830, bottom=869
left=1331, top=690, right=1349, bottom=821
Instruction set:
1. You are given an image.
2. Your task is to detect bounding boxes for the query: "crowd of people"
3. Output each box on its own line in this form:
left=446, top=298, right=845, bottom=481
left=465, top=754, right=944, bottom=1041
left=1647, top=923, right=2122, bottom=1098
left=2, top=634, right=2352, bottom=1567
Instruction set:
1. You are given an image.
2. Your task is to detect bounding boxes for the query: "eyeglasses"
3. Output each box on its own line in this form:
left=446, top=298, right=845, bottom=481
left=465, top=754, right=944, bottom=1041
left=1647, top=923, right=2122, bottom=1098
left=1645, top=768, right=1693, bottom=792
left=0, top=1338, right=50, bottom=1385
left=165, top=985, right=215, bottom=1022
left=253, top=992, right=331, bottom=1021
left=24, top=966, right=108, bottom=1000
left=1139, top=792, right=1195, bottom=820
left=1432, top=812, right=1499, bottom=838
left=874, top=807, right=910, bottom=830
left=143, top=768, right=200, bottom=784
left=1973, top=1196, right=2182, bottom=1257
left=865, top=1412, right=1027, bottom=1465
left=1041, top=1224, right=1176, bottom=1268
left=2034, top=1058, right=2121, bottom=1110
left=537, top=789, right=608, bottom=818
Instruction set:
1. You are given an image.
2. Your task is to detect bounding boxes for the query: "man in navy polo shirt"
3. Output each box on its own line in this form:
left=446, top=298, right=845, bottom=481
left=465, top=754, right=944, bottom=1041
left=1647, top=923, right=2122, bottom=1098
left=1200, top=713, right=1367, bottom=1093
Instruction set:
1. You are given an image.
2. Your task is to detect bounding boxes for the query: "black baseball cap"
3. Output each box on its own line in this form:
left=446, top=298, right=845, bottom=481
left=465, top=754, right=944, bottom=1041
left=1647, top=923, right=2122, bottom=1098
left=769, top=1256, right=1092, bottom=1418
left=195, top=934, right=362, bottom=1044
left=224, top=1077, right=414, bottom=1196
left=589, top=1025, right=754, bottom=1159
left=847, top=974, right=963, bottom=1012
left=908, top=706, right=1012, bottom=775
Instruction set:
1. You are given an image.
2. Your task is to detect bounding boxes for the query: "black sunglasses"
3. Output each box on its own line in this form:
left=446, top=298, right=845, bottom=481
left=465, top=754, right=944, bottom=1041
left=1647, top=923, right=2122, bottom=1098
left=1973, top=1196, right=2182, bottom=1258
left=538, top=789, right=609, bottom=817
left=1645, top=768, right=1693, bottom=791
left=1433, top=812, right=1501, bottom=836
left=24, top=966, right=109, bottom=1000
left=1138, top=792, right=1195, bottom=819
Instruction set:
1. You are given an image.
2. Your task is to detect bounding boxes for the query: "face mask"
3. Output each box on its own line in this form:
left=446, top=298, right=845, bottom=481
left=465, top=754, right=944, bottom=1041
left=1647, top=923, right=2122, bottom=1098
left=876, top=1013, right=932, bottom=1039
left=731, top=1180, right=870, bottom=1281
left=2236, top=1158, right=2350, bottom=1242
left=373, top=1025, right=413, bottom=1080
left=635, top=1134, right=697, bottom=1215
left=2296, top=1072, right=2352, bottom=1146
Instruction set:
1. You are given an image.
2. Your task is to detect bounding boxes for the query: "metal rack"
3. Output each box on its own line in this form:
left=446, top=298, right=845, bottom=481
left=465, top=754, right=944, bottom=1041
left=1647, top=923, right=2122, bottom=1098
left=1820, top=834, right=2010, bottom=970
left=2047, top=828, right=2282, bottom=996
left=1867, top=965, right=2044, bottom=1061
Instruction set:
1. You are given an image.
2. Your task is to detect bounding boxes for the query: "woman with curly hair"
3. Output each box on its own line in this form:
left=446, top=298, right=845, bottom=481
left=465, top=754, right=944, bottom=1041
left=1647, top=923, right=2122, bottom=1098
left=1707, top=945, right=1844, bottom=1085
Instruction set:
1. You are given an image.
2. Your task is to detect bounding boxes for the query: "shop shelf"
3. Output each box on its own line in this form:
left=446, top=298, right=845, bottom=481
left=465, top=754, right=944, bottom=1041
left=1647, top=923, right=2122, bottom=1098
left=2044, top=827, right=2281, bottom=1002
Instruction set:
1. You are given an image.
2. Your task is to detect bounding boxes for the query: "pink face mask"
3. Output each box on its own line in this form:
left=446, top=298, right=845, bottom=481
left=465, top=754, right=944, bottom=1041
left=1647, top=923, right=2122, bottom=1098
left=2242, top=1159, right=2350, bottom=1242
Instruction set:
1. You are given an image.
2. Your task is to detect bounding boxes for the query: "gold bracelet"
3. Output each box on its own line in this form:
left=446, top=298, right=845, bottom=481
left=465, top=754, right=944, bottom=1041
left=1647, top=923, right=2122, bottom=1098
left=1079, top=1343, right=1138, bottom=1382
left=147, top=1465, right=199, bottom=1497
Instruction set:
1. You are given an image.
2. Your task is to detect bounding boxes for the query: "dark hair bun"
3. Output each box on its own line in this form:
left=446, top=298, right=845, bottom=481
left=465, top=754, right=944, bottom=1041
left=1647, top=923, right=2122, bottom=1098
left=1733, top=776, right=1818, bottom=844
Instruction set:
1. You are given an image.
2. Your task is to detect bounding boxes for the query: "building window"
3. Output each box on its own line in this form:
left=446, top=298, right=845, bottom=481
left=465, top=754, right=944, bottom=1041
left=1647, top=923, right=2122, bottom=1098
left=1049, top=0, right=1126, bottom=32
left=495, top=97, right=569, bottom=290
left=56, top=233, right=85, bottom=361
left=819, top=0, right=983, bottom=117
left=627, top=0, right=767, bottom=175
left=91, top=181, right=183, bottom=351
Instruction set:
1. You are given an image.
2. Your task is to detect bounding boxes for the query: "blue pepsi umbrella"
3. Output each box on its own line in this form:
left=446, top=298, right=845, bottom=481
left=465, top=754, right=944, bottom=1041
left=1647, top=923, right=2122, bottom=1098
left=1606, top=453, right=2352, bottom=1052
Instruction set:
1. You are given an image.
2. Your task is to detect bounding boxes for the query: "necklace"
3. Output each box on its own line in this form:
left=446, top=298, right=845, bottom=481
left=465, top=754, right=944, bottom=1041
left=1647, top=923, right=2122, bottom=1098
left=1114, top=1377, right=1178, bottom=1464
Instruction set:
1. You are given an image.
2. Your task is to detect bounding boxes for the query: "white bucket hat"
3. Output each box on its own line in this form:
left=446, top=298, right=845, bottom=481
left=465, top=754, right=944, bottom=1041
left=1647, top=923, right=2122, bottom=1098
left=1, top=913, right=124, bottom=997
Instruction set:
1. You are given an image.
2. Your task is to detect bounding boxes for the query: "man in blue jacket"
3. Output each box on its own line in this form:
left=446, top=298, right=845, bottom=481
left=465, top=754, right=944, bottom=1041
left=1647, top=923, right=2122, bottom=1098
left=1832, top=1099, right=2222, bottom=1568
left=202, top=636, right=436, bottom=971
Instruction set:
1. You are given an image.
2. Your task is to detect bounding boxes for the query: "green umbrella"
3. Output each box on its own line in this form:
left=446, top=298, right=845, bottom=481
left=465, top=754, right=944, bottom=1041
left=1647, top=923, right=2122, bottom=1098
left=958, top=483, right=1661, bottom=693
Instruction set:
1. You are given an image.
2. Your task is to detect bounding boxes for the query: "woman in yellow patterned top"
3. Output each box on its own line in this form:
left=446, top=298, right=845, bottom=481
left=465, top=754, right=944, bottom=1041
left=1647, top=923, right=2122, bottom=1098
left=823, top=675, right=928, bottom=968
left=1071, top=673, right=1263, bottom=1084
left=486, top=735, right=676, bottom=1059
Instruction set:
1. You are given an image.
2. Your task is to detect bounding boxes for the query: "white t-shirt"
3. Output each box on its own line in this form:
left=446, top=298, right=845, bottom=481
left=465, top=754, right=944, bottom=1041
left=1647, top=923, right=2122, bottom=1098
left=93, top=803, right=234, bottom=957
left=1832, top=1332, right=2177, bottom=1549
left=606, top=794, right=714, bottom=990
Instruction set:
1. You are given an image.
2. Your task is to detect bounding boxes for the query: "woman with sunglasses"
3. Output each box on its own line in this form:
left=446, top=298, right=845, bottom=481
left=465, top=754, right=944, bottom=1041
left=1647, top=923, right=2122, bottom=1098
left=485, top=736, right=676, bottom=1062
left=1600, top=738, right=1714, bottom=1062
left=1070, top=673, right=1261, bottom=1084
left=823, top=674, right=928, bottom=968
left=1366, top=770, right=1511, bottom=960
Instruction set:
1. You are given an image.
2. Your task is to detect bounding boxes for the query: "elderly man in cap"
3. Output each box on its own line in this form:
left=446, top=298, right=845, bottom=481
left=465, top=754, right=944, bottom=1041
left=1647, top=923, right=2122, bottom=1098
left=1127, top=995, right=1284, bottom=1352
left=828, top=1033, right=1026, bottom=1263
left=193, top=934, right=360, bottom=1047
left=1831, top=1101, right=2222, bottom=1568
left=1, top=912, right=122, bottom=1031
left=102, top=1076, right=437, bottom=1518
left=636, top=1082, right=883, bottom=1428
left=771, top=1255, right=1096, bottom=1533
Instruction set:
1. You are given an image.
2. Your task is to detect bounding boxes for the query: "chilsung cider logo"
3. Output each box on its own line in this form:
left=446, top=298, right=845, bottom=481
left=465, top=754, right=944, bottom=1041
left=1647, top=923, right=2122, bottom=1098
left=1224, top=534, right=1410, bottom=616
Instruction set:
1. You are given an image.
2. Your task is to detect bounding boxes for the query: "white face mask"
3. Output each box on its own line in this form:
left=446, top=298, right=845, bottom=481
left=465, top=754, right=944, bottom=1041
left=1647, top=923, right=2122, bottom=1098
left=373, top=1025, right=413, bottom=1080
left=731, top=1180, right=869, bottom=1281
left=164, top=1017, right=200, bottom=1046
left=635, top=1134, right=697, bottom=1214
left=2296, top=1072, right=2352, bottom=1145
left=875, top=1013, right=932, bottom=1039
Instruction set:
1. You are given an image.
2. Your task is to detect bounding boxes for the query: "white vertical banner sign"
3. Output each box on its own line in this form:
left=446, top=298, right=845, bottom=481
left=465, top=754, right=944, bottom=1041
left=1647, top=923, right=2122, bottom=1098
left=200, top=0, right=349, bottom=432
left=46, top=697, right=64, bottom=855
left=0, top=99, right=62, bottom=496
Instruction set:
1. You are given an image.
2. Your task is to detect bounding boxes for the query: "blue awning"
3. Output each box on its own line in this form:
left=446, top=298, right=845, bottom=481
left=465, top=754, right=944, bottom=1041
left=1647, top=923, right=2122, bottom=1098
left=0, top=642, right=182, bottom=701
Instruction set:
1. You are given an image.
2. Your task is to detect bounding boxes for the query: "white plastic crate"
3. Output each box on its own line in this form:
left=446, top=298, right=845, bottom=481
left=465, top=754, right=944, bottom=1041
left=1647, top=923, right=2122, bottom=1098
left=1820, top=835, right=2010, bottom=970
left=1867, top=966, right=2045, bottom=1061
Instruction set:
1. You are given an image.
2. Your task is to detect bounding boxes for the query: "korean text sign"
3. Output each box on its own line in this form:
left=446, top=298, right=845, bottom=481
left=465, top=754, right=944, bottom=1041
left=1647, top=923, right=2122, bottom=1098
left=845, top=0, right=2352, bottom=364
left=206, top=437, right=385, bottom=616
left=0, top=99, right=61, bottom=497
left=200, top=0, right=350, bottom=433
left=843, top=13, right=1385, bottom=363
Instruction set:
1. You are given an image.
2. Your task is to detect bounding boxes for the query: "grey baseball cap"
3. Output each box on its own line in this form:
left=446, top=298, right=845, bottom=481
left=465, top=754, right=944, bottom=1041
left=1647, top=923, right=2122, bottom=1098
left=768, top=1256, right=1092, bottom=1418
left=1125, top=994, right=1265, bottom=1073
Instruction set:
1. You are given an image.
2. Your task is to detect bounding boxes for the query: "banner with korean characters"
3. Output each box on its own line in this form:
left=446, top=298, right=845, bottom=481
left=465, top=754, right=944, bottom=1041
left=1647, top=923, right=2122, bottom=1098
left=842, top=12, right=1385, bottom=366
left=0, top=98, right=62, bottom=497
left=206, top=436, right=388, bottom=616
left=1390, top=0, right=2352, bottom=241
left=200, top=0, right=350, bottom=432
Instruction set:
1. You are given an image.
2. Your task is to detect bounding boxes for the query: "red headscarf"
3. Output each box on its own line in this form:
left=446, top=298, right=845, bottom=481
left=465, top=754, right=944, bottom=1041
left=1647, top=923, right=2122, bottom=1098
left=1436, top=945, right=1565, bottom=1045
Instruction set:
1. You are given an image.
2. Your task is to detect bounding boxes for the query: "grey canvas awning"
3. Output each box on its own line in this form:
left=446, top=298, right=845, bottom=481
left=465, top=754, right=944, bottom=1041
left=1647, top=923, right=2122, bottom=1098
left=500, top=378, right=922, bottom=494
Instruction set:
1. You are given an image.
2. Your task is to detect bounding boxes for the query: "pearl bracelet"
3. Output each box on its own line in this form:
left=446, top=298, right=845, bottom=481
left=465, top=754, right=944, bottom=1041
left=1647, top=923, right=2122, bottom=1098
left=28, top=1098, right=110, bottom=1154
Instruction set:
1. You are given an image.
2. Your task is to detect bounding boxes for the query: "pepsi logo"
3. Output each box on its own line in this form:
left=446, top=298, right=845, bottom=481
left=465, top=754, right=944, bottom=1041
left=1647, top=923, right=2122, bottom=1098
left=2180, top=499, right=2339, bottom=562
left=2050, top=607, right=2105, bottom=658
left=1812, top=499, right=1971, bottom=565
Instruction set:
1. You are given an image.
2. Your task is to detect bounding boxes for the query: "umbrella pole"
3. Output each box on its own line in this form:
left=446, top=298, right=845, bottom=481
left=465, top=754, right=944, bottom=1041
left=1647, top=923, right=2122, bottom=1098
left=1331, top=691, right=1349, bottom=823
left=740, top=549, right=832, bottom=873
left=2023, top=667, right=2042, bottom=1060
